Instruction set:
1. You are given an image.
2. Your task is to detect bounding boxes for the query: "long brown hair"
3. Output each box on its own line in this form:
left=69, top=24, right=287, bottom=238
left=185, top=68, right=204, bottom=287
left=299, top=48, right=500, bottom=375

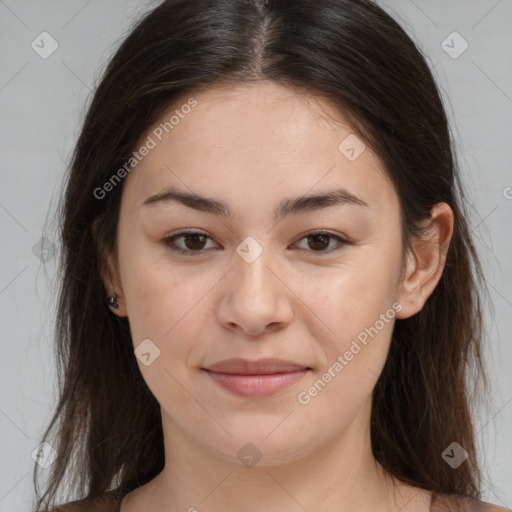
left=34, top=0, right=490, bottom=508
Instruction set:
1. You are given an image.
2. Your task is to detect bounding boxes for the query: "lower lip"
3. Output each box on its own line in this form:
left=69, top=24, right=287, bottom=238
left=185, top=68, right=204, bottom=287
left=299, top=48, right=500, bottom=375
left=204, top=369, right=309, bottom=398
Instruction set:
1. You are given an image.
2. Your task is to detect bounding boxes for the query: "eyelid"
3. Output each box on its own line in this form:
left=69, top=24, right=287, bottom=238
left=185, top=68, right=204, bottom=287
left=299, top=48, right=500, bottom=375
left=161, top=229, right=219, bottom=255
left=292, top=229, right=349, bottom=254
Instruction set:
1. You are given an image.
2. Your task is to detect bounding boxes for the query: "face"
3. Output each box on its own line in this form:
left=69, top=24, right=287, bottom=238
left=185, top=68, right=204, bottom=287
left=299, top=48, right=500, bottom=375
left=104, top=81, right=414, bottom=466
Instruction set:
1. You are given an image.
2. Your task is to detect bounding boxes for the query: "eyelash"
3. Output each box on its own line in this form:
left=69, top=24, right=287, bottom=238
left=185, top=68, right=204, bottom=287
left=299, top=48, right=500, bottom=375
left=161, top=229, right=349, bottom=256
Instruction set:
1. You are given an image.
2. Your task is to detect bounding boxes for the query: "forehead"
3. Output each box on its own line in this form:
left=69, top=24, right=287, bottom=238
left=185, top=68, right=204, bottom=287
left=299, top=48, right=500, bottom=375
left=121, top=81, right=397, bottom=218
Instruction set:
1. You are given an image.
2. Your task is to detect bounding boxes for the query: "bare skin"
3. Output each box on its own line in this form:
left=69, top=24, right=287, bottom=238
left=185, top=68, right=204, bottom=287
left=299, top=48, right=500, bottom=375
left=101, top=81, right=453, bottom=512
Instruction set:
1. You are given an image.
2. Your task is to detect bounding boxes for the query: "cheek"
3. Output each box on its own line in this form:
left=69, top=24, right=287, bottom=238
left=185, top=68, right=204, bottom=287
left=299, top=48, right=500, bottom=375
left=296, top=307, right=395, bottom=432
left=302, top=259, right=399, bottom=345
left=121, top=256, right=217, bottom=362
left=295, top=248, right=400, bottom=398
left=121, top=265, right=211, bottom=410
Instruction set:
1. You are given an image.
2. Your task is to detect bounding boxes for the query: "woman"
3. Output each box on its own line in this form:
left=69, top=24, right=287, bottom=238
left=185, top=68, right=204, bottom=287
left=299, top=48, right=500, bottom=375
left=33, top=0, right=509, bottom=511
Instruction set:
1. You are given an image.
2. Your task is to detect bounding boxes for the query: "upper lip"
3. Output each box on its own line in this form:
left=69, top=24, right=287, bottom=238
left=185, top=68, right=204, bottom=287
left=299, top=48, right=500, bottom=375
left=204, top=358, right=310, bottom=375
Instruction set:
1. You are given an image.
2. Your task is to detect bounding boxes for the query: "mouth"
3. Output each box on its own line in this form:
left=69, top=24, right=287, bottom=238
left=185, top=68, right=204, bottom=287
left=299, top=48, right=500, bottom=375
left=202, top=358, right=311, bottom=398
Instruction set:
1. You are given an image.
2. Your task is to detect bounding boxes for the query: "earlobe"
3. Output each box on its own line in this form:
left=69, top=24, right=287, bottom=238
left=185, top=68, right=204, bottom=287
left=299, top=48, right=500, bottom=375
left=100, top=256, right=129, bottom=318
left=395, top=202, right=454, bottom=320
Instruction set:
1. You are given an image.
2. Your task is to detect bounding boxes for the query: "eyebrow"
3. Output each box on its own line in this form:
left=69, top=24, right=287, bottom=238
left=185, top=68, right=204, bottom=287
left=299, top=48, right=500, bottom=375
left=142, top=186, right=369, bottom=223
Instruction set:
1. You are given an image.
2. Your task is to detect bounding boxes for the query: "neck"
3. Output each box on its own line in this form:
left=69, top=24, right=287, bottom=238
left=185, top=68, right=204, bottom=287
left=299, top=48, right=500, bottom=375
left=128, top=398, right=431, bottom=512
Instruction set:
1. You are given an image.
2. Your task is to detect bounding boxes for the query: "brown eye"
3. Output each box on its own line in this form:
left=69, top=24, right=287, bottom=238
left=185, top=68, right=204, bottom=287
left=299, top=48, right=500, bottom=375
left=306, top=233, right=330, bottom=251
left=162, top=230, right=218, bottom=255
left=294, top=231, right=348, bottom=254
left=181, top=233, right=207, bottom=250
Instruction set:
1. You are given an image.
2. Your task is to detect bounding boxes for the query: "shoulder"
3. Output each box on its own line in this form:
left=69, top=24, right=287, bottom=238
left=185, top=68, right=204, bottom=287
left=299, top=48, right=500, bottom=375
left=431, top=492, right=511, bottom=512
left=47, top=490, right=120, bottom=512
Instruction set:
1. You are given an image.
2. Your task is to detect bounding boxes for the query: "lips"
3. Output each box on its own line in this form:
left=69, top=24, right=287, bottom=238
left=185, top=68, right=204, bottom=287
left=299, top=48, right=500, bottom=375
left=205, top=357, right=310, bottom=374
left=203, top=358, right=311, bottom=398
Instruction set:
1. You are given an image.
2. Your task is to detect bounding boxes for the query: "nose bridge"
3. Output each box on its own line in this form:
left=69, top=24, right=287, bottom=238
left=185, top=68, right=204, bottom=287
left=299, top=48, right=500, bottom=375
left=218, top=235, right=293, bottom=335
left=233, top=235, right=277, bottom=300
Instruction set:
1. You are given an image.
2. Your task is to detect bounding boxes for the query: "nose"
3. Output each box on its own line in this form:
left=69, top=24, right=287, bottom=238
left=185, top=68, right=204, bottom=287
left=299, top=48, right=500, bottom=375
left=216, top=246, right=294, bottom=337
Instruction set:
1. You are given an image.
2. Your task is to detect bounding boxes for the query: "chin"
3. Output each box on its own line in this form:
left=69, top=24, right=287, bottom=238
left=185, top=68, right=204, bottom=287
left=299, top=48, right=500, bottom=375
left=201, top=422, right=324, bottom=468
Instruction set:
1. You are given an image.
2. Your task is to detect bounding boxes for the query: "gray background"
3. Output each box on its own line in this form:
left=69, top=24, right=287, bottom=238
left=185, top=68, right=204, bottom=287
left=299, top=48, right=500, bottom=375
left=0, top=0, right=511, bottom=510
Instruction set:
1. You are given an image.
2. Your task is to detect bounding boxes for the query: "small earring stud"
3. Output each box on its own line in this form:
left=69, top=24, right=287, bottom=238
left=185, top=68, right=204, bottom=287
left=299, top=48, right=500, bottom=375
left=107, top=295, right=119, bottom=309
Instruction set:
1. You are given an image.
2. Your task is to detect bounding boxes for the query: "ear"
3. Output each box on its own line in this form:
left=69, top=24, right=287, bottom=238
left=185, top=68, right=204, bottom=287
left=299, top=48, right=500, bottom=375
left=395, top=202, right=454, bottom=319
left=93, top=217, right=129, bottom=318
